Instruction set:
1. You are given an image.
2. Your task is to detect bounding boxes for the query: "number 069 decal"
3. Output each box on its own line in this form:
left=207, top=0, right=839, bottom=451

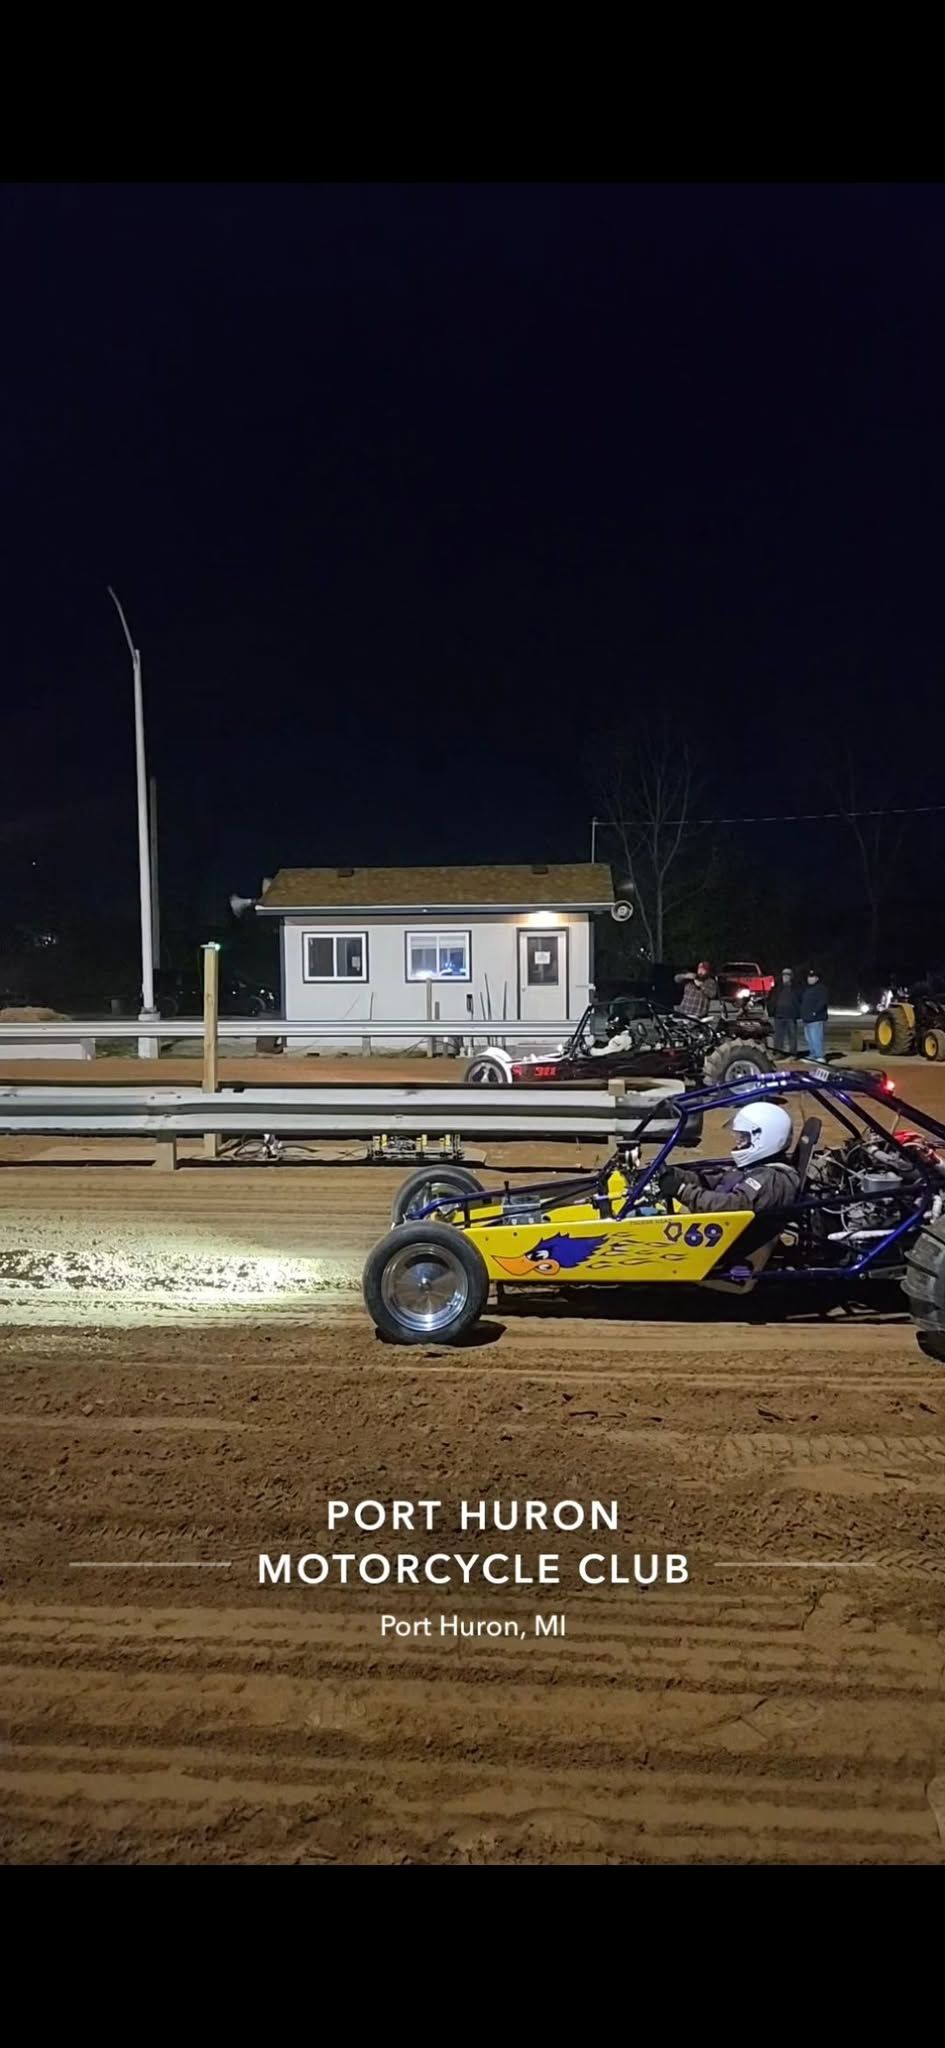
left=664, top=1220, right=724, bottom=1248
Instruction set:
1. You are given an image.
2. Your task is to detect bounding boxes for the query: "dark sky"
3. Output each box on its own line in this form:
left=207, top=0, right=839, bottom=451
left=3, top=182, right=944, bottom=924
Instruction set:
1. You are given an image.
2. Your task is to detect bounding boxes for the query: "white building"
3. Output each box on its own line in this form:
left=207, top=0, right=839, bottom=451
left=256, top=863, right=614, bottom=1047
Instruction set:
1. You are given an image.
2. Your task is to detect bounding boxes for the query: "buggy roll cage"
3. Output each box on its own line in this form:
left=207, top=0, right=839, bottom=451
left=613, top=1065, right=945, bottom=1215
left=412, top=1068, right=945, bottom=1278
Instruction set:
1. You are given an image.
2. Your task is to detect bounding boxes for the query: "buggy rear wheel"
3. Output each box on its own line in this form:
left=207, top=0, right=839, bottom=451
left=391, top=1164, right=484, bottom=1226
left=903, top=1218, right=945, bottom=1359
left=921, top=1027, right=945, bottom=1062
left=702, top=1038, right=776, bottom=1086
left=363, top=1223, right=490, bottom=1344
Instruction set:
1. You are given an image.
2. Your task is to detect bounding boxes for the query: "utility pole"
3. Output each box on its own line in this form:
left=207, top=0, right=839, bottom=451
left=107, top=587, right=159, bottom=1059
left=149, top=774, right=161, bottom=971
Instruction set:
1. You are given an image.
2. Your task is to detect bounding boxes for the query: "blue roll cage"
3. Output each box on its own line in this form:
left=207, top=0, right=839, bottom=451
left=413, top=1066, right=945, bottom=1284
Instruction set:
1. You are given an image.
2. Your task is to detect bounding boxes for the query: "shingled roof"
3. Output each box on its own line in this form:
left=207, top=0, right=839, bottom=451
left=257, top=863, right=614, bottom=913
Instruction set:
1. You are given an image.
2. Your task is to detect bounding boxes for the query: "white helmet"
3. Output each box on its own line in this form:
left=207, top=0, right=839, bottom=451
left=729, top=1100, right=793, bottom=1167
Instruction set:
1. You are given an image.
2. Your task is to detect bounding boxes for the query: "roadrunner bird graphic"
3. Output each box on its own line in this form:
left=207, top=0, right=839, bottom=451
left=494, top=1233, right=609, bottom=1278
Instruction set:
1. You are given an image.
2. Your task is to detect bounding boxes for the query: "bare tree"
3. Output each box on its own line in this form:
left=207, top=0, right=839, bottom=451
left=598, top=732, right=698, bottom=960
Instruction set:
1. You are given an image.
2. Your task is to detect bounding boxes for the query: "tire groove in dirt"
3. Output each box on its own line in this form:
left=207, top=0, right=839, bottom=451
left=1, top=1145, right=944, bottom=1862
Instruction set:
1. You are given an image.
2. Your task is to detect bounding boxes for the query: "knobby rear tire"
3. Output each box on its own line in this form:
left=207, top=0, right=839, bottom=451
left=903, top=1218, right=945, bottom=1360
left=702, top=1038, right=776, bottom=1086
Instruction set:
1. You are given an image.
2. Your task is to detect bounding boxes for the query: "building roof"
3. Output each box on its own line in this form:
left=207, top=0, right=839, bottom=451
left=257, top=863, right=614, bottom=914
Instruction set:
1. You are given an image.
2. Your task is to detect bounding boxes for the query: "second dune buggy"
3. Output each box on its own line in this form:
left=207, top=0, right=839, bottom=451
left=464, top=995, right=774, bottom=1091
left=363, top=1066, right=945, bottom=1356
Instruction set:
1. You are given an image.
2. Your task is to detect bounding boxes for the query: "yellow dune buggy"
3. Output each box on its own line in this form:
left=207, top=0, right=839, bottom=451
left=362, top=1067, right=945, bottom=1356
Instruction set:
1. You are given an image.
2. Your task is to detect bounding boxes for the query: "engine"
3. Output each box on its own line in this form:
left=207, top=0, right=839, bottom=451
left=813, top=1133, right=945, bottom=1249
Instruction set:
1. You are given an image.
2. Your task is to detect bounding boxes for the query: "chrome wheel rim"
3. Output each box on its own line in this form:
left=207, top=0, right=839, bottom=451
left=468, top=1061, right=501, bottom=1085
left=380, top=1242, right=470, bottom=1333
left=726, top=1055, right=765, bottom=1080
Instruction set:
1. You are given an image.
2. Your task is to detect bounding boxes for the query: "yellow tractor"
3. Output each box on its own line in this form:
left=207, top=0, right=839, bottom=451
left=875, top=982, right=945, bottom=1062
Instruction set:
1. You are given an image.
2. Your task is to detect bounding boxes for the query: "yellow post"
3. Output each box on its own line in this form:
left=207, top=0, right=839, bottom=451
left=202, top=942, right=220, bottom=1159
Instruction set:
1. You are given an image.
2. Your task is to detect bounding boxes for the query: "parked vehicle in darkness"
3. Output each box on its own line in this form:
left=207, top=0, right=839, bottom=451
left=153, top=968, right=277, bottom=1019
left=717, top=960, right=776, bottom=1002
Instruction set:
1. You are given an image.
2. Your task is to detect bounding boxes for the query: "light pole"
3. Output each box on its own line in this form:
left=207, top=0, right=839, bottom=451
left=107, top=586, right=159, bottom=1057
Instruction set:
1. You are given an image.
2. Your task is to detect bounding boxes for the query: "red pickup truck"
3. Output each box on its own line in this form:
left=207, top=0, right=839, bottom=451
left=717, top=960, right=775, bottom=1002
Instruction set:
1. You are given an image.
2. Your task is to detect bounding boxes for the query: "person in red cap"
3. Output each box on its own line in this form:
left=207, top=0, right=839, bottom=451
left=674, top=960, right=720, bottom=1020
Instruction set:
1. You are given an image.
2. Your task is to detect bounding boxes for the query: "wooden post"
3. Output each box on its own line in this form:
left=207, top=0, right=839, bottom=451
left=202, top=942, right=220, bottom=1159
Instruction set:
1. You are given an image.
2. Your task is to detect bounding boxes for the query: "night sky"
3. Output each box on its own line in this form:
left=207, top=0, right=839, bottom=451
left=2, top=182, right=944, bottom=936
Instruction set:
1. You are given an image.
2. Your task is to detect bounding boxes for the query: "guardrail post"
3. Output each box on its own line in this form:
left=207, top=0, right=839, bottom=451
left=154, top=1137, right=178, bottom=1171
left=202, top=942, right=220, bottom=1159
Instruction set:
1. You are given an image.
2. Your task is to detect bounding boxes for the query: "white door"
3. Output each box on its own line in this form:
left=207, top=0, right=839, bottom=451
left=518, top=927, right=568, bottom=1022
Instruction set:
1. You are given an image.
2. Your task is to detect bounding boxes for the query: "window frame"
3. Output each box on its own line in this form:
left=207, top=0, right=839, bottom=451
left=404, top=928, right=472, bottom=984
left=301, top=929, right=369, bottom=984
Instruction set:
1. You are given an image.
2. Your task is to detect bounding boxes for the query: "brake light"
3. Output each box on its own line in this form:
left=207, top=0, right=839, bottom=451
left=882, top=1077, right=895, bottom=1093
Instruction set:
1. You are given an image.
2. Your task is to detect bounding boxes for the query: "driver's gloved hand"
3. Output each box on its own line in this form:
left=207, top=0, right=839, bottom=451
left=658, top=1166, right=685, bottom=1202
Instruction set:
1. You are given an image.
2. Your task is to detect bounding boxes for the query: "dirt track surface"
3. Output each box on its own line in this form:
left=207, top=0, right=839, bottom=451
left=2, top=1066, right=945, bottom=1865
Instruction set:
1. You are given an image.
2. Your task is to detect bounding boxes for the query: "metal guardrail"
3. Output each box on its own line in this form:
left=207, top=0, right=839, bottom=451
left=0, top=1017, right=582, bottom=1044
left=0, top=1081, right=685, bottom=1142
left=0, top=1010, right=874, bottom=1043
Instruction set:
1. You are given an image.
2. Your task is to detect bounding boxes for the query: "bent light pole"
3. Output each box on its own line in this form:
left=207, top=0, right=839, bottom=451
left=107, top=586, right=159, bottom=1057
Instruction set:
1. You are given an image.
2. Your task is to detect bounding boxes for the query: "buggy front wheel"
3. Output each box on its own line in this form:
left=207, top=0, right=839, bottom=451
left=465, top=1055, right=510, bottom=1085
left=363, top=1224, right=490, bottom=1344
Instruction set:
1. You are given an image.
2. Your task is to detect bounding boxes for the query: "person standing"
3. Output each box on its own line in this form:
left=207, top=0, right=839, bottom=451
left=799, top=968, right=829, bottom=1060
left=769, top=967, right=800, bottom=1057
left=674, top=960, right=720, bottom=1020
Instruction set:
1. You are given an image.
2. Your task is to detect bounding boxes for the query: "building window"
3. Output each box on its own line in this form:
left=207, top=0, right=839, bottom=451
left=405, top=930, right=471, bottom=982
left=303, top=931, right=368, bottom=982
left=524, top=932, right=560, bottom=986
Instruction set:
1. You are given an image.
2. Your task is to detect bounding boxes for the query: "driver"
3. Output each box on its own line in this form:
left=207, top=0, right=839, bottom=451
left=588, top=1002, right=636, bottom=1056
left=657, top=1100, right=799, bottom=1214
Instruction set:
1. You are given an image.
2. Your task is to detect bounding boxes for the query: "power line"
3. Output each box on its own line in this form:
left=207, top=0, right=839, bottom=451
left=593, top=802, right=945, bottom=828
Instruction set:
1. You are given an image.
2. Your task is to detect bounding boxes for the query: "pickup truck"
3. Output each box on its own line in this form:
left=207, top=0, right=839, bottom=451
left=717, top=960, right=775, bottom=1002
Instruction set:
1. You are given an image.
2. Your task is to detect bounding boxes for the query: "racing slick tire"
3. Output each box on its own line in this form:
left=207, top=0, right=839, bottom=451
left=701, top=1038, right=776, bottom=1086
left=903, top=1218, right=945, bottom=1361
left=390, top=1165, right=484, bottom=1226
left=363, top=1223, right=490, bottom=1344
left=875, top=1007, right=912, bottom=1055
left=920, top=1027, right=945, bottom=1063
left=465, top=1055, right=511, bottom=1085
